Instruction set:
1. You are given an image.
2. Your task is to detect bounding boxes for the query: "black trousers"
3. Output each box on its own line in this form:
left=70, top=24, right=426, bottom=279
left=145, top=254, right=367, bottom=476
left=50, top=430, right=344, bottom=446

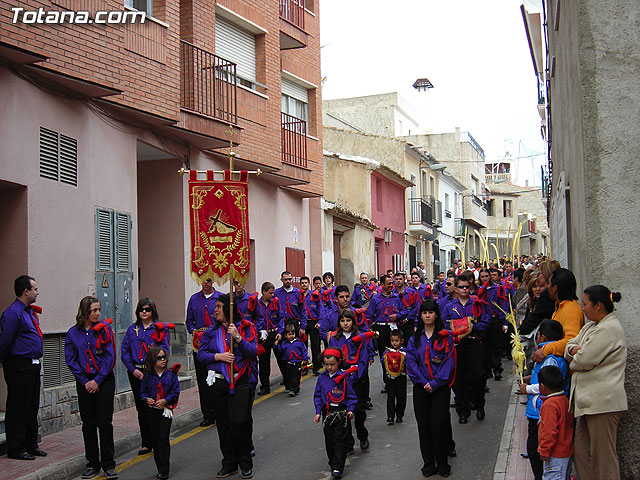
left=372, top=324, right=392, bottom=382
left=323, top=407, right=350, bottom=473
left=193, top=352, right=216, bottom=422
left=413, top=384, right=451, bottom=474
left=482, top=317, right=504, bottom=376
left=527, top=417, right=543, bottom=480
left=211, top=379, right=253, bottom=472
left=148, top=408, right=172, bottom=475
left=453, top=336, right=485, bottom=419
left=350, top=377, right=368, bottom=444
left=258, top=330, right=283, bottom=390
left=386, top=374, right=407, bottom=418
left=128, top=371, right=152, bottom=449
left=76, top=373, right=116, bottom=470
left=282, top=362, right=302, bottom=393
left=3, top=356, right=41, bottom=456
left=306, top=320, right=321, bottom=372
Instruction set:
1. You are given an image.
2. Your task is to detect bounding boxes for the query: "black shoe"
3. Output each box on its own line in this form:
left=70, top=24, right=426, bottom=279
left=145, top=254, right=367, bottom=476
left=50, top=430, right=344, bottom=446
left=458, top=416, right=468, bottom=424
left=365, top=400, right=373, bottom=410
left=484, top=386, right=491, bottom=393
left=81, top=467, right=101, bottom=479
left=422, top=466, right=438, bottom=477
left=448, top=448, right=457, bottom=457
left=8, top=452, right=36, bottom=460
left=27, top=448, right=47, bottom=457
left=250, top=449, right=255, bottom=457
left=156, top=474, right=169, bottom=480
left=200, top=418, right=215, bottom=427
left=381, top=386, right=387, bottom=393
left=360, top=438, right=369, bottom=450
left=257, top=388, right=270, bottom=396
left=288, top=391, right=297, bottom=397
left=331, top=470, right=342, bottom=479
left=494, top=373, right=503, bottom=381
left=104, top=469, right=119, bottom=480
left=439, top=468, right=451, bottom=477
left=387, top=416, right=394, bottom=425
left=346, top=448, right=355, bottom=456
left=138, top=447, right=152, bottom=455
left=216, top=468, right=238, bottom=478
left=396, top=415, right=403, bottom=423
left=476, top=407, right=486, bottom=420
left=520, top=453, right=529, bottom=459
left=450, top=402, right=457, bottom=408
left=241, top=469, right=253, bottom=479
left=313, top=370, right=320, bottom=376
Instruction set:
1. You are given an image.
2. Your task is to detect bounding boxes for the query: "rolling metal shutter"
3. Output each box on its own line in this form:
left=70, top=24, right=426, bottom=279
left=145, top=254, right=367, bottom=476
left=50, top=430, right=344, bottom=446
left=281, top=77, right=308, bottom=103
left=215, top=16, right=256, bottom=83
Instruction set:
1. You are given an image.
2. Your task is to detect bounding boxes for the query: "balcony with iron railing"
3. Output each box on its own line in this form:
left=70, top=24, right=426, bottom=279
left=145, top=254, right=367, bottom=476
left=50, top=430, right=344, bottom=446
left=408, top=197, right=434, bottom=236
left=180, top=40, right=237, bottom=124
left=279, top=0, right=308, bottom=49
left=281, top=112, right=308, bottom=168
left=279, top=0, right=305, bottom=30
left=425, top=196, right=443, bottom=228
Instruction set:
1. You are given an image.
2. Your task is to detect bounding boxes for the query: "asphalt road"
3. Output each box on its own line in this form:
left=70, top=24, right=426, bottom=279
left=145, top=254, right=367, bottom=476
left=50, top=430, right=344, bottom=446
left=85, top=364, right=514, bottom=480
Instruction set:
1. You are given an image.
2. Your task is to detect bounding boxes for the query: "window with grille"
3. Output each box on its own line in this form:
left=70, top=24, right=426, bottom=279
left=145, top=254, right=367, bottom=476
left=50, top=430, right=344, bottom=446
left=39, top=127, right=78, bottom=187
left=43, top=333, right=75, bottom=389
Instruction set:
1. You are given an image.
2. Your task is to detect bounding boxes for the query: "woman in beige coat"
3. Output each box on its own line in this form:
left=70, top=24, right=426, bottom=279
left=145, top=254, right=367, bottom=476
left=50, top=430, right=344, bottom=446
left=565, top=285, right=627, bottom=480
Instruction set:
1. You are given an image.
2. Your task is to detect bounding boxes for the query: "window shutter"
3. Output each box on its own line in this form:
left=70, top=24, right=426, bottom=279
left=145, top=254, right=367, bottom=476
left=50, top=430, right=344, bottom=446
left=43, top=335, right=61, bottom=389
left=215, top=16, right=256, bottom=83
left=115, top=212, right=131, bottom=271
left=39, top=127, right=59, bottom=181
left=281, top=77, right=308, bottom=103
left=97, top=209, right=114, bottom=271
left=59, top=134, right=78, bottom=186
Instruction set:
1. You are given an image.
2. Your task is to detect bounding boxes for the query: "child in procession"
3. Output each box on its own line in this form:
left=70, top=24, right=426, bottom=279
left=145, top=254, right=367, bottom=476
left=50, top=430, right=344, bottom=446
left=274, top=323, right=309, bottom=396
left=328, top=309, right=374, bottom=451
left=139, top=346, right=181, bottom=480
left=313, top=349, right=357, bottom=479
left=382, top=329, right=407, bottom=425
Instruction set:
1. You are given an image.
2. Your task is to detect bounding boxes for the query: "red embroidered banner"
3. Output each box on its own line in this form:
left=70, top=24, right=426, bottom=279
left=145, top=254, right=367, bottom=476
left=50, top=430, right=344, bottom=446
left=189, top=170, right=250, bottom=285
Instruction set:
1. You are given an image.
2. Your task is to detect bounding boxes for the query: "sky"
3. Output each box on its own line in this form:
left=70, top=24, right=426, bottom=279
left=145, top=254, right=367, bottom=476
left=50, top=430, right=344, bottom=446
left=320, top=0, right=547, bottom=187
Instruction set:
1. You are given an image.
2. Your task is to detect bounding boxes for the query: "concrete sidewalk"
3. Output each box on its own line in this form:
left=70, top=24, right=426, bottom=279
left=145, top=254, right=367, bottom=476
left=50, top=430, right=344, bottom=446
left=494, top=376, right=536, bottom=480
left=1, top=357, right=284, bottom=480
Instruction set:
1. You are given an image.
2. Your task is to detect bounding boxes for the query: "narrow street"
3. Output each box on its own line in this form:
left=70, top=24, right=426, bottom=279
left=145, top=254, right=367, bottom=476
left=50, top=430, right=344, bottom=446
left=95, top=366, right=514, bottom=480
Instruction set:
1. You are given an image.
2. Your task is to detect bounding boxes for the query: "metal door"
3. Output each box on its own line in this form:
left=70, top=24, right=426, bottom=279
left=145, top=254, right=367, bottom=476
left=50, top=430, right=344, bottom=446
left=96, top=208, right=133, bottom=393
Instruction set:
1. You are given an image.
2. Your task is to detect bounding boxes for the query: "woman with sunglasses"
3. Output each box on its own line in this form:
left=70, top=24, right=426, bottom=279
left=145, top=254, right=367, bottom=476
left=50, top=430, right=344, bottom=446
left=121, top=298, right=169, bottom=456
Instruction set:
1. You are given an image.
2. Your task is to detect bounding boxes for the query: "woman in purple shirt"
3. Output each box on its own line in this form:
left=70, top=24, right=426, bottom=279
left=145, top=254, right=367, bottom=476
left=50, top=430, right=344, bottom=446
left=64, top=296, right=118, bottom=480
left=120, top=298, right=169, bottom=456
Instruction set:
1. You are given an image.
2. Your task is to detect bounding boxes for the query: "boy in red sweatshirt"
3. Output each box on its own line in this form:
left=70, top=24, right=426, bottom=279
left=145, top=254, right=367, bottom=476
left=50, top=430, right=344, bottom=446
left=537, top=365, right=573, bottom=480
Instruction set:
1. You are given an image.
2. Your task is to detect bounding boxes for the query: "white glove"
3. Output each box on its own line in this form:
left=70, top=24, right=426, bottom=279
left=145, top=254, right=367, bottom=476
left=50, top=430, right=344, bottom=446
left=162, top=407, right=174, bottom=419
left=259, top=330, right=268, bottom=341
left=389, top=322, right=398, bottom=330
left=206, top=370, right=216, bottom=386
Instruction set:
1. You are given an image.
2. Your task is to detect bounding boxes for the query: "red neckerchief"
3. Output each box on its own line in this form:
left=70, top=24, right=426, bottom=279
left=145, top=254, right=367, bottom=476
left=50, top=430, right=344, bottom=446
left=151, top=322, right=175, bottom=343
left=423, top=331, right=456, bottom=387
left=340, top=331, right=375, bottom=365
left=155, top=364, right=181, bottom=409
left=30, top=305, right=44, bottom=339
left=353, top=308, right=368, bottom=328
left=284, top=293, right=299, bottom=321
left=84, top=349, right=100, bottom=374
left=200, top=292, right=215, bottom=328
left=325, top=366, right=358, bottom=410
left=92, top=319, right=113, bottom=351
left=229, top=320, right=255, bottom=393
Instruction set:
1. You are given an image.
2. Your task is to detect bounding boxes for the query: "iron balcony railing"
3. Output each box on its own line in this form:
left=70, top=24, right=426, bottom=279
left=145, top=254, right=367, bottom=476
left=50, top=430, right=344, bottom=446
left=409, top=197, right=433, bottom=226
left=471, top=193, right=484, bottom=207
left=180, top=40, right=237, bottom=124
left=279, top=0, right=305, bottom=30
left=281, top=112, right=307, bottom=167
